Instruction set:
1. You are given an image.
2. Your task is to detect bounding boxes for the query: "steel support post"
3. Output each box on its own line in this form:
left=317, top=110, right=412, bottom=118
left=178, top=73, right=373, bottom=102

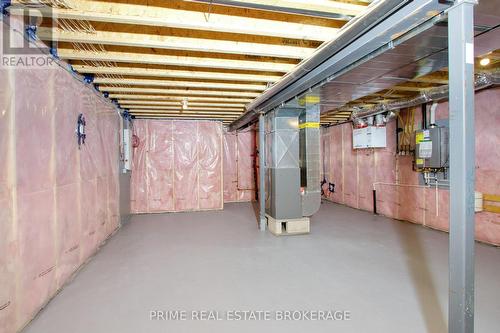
left=448, top=1, right=477, bottom=332
left=258, top=113, right=266, bottom=231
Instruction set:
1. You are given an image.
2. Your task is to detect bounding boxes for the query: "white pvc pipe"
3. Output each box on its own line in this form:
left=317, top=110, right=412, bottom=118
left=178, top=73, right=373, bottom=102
left=372, top=181, right=443, bottom=217
left=430, top=102, right=438, bottom=126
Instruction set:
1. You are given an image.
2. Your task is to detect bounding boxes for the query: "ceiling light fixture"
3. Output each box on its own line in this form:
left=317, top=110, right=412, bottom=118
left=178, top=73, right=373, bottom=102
left=480, top=58, right=490, bottom=66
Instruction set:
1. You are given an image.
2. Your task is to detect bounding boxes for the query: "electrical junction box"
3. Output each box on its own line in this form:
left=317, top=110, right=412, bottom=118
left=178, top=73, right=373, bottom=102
left=415, top=127, right=449, bottom=169
left=353, top=126, right=387, bottom=149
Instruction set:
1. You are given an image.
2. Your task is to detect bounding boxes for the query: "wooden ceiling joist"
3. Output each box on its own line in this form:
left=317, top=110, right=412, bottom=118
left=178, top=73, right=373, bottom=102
left=93, top=78, right=267, bottom=91
left=57, top=49, right=296, bottom=73
left=100, top=87, right=261, bottom=97
left=122, top=105, right=244, bottom=112
left=129, top=111, right=239, bottom=118
left=410, top=71, right=449, bottom=84
left=118, top=100, right=246, bottom=108
left=16, top=0, right=339, bottom=41
left=71, top=65, right=281, bottom=83
left=129, top=113, right=242, bottom=117
left=108, top=94, right=253, bottom=103
left=10, top=0, right=374, bottom=121
left=134, top=116, right=232, bottom=122
left=38, top=28, right=316, bottom=59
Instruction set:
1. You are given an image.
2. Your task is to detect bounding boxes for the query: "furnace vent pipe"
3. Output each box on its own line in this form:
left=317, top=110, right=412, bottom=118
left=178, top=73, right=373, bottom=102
left=350, top=71, right=500, bottom=121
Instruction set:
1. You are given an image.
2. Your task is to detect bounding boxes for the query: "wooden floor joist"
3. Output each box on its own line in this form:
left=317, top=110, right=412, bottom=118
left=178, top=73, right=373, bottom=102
left=118, top=100, right=247, bottom=108
left=129, top=112, right=239, bottom=118
left=100, top=87, right=261, bottom=97
left=410, top=71, right=449, bottom=84
left=71, top=65, right=281, bottom=83
left=108, top=94, right=253, bottom=103
left=57, top=49, right=296, bottom=73
left=12, top=0, right=339, bottom=41
left=93, top=78, right=267, bottom=91
left=38, top=28, right=316, bottom=59
left=121, top=105, right=244, bottom=112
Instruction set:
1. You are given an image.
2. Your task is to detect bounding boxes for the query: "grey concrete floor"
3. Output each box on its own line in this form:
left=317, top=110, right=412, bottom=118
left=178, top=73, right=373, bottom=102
left=24, top=202, right=500, bottom=333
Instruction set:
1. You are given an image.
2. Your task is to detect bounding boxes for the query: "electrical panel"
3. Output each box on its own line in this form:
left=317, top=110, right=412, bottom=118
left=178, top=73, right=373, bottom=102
left=414, top=127, right=449, bottom=170
left=353, top=126, right=387, bottom=149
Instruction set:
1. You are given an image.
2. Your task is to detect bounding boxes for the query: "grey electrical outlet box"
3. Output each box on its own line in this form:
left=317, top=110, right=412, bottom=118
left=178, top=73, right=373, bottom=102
left=415, top=127, right=449, bottom=169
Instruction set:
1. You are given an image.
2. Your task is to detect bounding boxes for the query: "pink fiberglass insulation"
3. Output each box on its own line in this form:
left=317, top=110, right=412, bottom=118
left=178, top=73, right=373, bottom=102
left=396, top=154, right=424, bottom=224
left=474, top=88, right=500, bottom=244
left=342, top=123, right=358, bottom=208
left=15, top=67, right=58, bottom=326
left=0, top=22, right=121, bottom=332
left=174, top=121, right=200, bottom=211
left=321, top=88, right=500, bottom=245
left=320, top=128, right=330, bottom=200
left=424, top=187, right=450, bottom=231
left=373, top=120, right=398, bottom=219
left=79, top=90, right=120, bottom=260
left=147, top=120, right=174, bottom=212
left=325, top=125, right=344, bottom=204
left=0, top=64, right=17, bottom=333
left=223, top=129, right=256, bottom=203
left=357, top=149, right=375, bottom=212
left=237, top=130, right=256, bottom=192
left=130, top=119, right=149, bottom=213
left=198, top=122, right=223, bottom=210
left=131, top=120, right=223, bottom=213
left=223, top=131, right=238, bottom=202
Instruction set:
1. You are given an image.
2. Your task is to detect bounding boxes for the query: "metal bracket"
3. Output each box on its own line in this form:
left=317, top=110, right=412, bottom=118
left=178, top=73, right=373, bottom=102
left=122, top=110, right=132, bottom=121
left=1, top=0, right=11, bottom=16
left=83, top=74, right=94, bottom=84
left=25, top=25, right=37, bottom=40
left=76, top=113, right=86, bottom=149
left=49, top=47, right=59, bottom=59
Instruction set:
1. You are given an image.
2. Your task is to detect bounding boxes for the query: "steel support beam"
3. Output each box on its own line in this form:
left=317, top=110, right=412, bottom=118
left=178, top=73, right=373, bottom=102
left=448, top=1, right=477, bottom=332
left=259, top=113, right=266, bottom=231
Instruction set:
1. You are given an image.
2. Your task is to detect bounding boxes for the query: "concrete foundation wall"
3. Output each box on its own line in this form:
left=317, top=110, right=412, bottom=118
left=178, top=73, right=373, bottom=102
left=321, top=88, right=500, bottom=246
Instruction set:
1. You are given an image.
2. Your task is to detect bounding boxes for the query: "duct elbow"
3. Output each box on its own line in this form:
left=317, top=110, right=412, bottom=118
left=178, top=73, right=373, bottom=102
left=302, top=190, right=321, bottom=216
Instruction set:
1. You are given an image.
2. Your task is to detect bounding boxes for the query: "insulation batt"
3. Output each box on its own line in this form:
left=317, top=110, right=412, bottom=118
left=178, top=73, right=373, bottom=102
left=131, top=120, right=256, bottom=213
left=131, top=120, right=224, bottom=213
left=0, top=17, right=120, bottom=333
left=223, top=128, right=256, bottom=203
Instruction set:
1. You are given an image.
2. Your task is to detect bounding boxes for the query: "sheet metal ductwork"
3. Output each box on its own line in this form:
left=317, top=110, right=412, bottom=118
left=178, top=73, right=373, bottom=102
left=264, top=107, right=321, bottom=220
left=228, top=0, right=451, bottom=132
left=299, top=105, right=321, bottom=217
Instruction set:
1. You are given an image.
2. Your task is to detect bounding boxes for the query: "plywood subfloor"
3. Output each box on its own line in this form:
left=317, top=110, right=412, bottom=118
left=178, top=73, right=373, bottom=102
left=23, top=202, right=500, bottom=333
